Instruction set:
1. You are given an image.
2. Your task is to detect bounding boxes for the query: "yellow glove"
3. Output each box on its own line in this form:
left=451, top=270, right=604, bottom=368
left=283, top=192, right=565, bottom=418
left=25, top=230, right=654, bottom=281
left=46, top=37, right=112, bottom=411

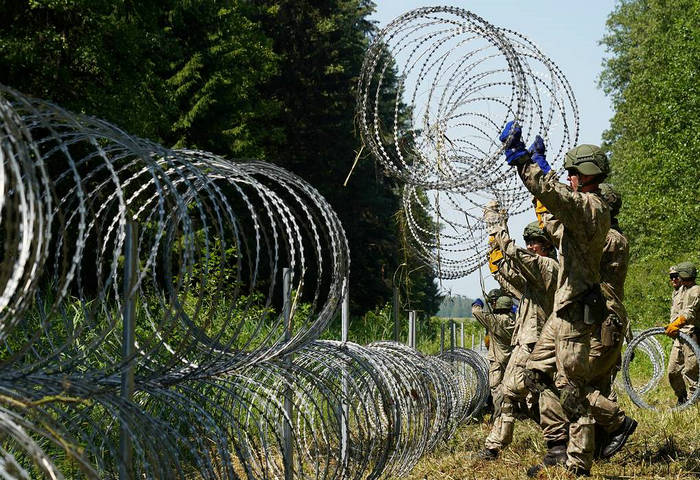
left=488, top=248, right=503, bottom=273
left=484, top=334, right=490, bottom=349
left=534, top=199, right=548, bottom=229
left=665, top=315, right=686, bottom=337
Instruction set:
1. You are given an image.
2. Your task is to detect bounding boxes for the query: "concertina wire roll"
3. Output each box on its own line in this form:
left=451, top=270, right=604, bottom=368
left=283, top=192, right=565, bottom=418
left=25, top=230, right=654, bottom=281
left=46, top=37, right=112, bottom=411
left=357, top=6, right=580, bottom=279
left=0, top=81, right=489, bottom=479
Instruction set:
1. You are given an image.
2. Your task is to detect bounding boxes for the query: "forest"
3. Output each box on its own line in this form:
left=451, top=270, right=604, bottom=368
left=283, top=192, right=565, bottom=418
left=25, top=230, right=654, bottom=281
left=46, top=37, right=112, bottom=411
left=0, top=0, right=441, bottom=331
left=1, top=0, right=698, bottom=335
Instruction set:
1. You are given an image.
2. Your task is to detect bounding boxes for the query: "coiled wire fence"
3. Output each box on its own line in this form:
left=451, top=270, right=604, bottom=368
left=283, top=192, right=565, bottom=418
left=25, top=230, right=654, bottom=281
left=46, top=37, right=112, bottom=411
left=620, top=328, right=700, bottom=411
left=357, top=6, right=700, bottom=414
left=357, top=6, right=579, bottom=278
left=0, top=82, right=491, bottom=479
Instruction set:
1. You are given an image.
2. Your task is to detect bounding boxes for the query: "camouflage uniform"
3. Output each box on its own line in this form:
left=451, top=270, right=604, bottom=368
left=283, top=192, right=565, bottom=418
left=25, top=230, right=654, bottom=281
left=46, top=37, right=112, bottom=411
left=588, top=226, right=629, bottom=433
left=667, top=282, right=700, bottom=399
left=484, top=223, right=558, bottom=451
left=472, top=302, right=515, bottom=419
left=517, top=160, right=610, bottom=472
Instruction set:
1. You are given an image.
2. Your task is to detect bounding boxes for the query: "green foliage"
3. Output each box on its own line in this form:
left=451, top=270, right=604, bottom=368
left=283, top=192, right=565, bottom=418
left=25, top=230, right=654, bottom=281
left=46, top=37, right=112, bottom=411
left=250, top=0, right=440, bottom=315
left=0, top=0, right=442, bottom=317
left=599, top=0, right=700, bottom=327
left=0, top=0, right=280, bottom=156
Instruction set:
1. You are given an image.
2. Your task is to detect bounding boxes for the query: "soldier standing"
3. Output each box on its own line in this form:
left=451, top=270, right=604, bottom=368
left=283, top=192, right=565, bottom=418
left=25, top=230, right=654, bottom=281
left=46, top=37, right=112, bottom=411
left=666, top=262, right=700, bottom=404
left=500, top=122, right=610, bottom=477
left=471, top=295, right=516, bottom=424
left=478, top=217, right=558, bottom=461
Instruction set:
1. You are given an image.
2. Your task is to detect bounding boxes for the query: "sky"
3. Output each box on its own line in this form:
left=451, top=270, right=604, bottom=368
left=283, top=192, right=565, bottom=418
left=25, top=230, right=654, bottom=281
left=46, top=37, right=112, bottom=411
left=369, top=1, right=618, bottom=299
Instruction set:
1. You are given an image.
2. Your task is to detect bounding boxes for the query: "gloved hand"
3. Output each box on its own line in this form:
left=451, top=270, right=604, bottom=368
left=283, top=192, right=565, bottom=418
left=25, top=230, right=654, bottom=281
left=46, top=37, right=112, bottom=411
left=528, top=135, right=551, bottom=173
left=534, top=198, right=549, bottom=229
left=499, top=121, right=528, bottom=165
left=511, top=303, right=518, bottom=314
left=472, top=298, right=484, bottom=308
left=484, top=334, right=490, bottom=349
left=665, top=316, right=686, bottom=337
left=488, top=248, right=504, bottom=273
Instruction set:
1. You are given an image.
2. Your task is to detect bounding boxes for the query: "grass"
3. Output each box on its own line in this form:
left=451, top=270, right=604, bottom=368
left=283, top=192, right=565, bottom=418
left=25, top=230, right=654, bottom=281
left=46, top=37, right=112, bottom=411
left=403, top=387, right=700, bottom=479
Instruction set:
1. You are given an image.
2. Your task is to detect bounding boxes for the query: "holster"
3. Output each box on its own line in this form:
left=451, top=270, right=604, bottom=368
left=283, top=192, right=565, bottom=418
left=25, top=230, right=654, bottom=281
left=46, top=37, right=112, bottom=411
left=601, top=313, right=622, bottom=347
left=581, top=284, right=606, bottom=326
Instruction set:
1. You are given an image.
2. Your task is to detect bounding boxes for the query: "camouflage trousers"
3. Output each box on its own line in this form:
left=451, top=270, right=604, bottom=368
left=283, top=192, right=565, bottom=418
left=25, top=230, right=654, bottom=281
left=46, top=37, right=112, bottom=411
left=668, top=334, right=699, bottom=400
left=489, top=358, right=507, bottom=419
left=525, top=305, right=626, bottom=471
left=485, top=343, right=533, bottom=450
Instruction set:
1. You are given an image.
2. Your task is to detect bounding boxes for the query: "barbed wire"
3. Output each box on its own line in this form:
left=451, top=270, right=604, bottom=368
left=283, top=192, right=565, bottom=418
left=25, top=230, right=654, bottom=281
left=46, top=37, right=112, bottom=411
left=0, top=84, right=492, bottom=478
left=621, top=327, right=700, bottom=411
left=357, top=6, right=579, bottom=277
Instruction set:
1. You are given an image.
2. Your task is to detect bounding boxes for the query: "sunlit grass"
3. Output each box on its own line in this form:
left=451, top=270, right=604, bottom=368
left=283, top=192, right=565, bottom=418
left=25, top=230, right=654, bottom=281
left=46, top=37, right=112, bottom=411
left=405, top=383, right=700, bottom=479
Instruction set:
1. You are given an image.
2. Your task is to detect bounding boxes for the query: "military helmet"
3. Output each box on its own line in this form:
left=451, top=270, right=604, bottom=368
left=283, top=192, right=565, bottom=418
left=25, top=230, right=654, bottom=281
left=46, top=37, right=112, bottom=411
left=523, top=221, right=549, bottom=244
left=564, top=144, right=610, bottom=178
left=486, top=288, right=502, bottom=303
left=494, top=295, right=514, bottom=312
left=599, top=183, right=622, bottom=217
left=676, top=261, right=697, bottom=280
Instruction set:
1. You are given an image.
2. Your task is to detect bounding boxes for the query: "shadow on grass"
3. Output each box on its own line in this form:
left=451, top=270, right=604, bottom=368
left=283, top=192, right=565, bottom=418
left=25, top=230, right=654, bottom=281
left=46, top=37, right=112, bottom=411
left=621, top=435, right=700, bottom=477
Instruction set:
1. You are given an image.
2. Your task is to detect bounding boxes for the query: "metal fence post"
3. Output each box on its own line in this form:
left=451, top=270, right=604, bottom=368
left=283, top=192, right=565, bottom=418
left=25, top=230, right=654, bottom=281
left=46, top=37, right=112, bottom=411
left=450, top=320, right=455, bottom=351
left=393, top=285, right=400, bottom=342
left=460, top=322, right=464, bottom=348
left=408, top=311, right=416, bottom=348
left=120, top=221, right=137, bottom=480
left=283, top=268, right=293, bottom=480
left=341, top=276, right=349, bottom=471
left=440, top=322, right=445, bottom=354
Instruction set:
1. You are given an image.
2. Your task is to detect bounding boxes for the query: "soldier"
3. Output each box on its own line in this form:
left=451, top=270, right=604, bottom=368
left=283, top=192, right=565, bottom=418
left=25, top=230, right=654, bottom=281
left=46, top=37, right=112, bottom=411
left=478, top=216, right=558, bottom=461
left=588, top=183, right=637, bottom=460
left=500, top=122, right=610, bottom=476
left=666, top=262, right=700, bottom=405
left=471, top=295, right=516, bottom=426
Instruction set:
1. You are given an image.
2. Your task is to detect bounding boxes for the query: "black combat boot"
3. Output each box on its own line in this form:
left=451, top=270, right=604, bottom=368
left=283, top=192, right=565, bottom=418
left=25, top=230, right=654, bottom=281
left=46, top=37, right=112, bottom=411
left=526, top=440, right=567, bottom=477
left=600, top=415, right=637, bottom=459
left=543, top=440, right=567, bottom=466
left=477, top=447, right=499, bottom=460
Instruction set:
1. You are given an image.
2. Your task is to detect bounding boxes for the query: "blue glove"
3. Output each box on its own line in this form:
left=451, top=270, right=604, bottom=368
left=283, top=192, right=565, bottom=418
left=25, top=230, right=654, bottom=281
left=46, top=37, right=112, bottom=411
left=528, top=135, right=551, bottom=173
left=499, top=121, right=528, bottom=165
left=472, top=298, right=484, bottom=308
left=511, top=304, right=518, bottom=314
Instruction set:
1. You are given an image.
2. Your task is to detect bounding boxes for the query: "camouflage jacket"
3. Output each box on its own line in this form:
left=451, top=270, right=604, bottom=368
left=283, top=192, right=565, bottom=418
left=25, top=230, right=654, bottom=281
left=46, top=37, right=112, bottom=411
left=517, top=163, right=610, bottom=312
left=472, top=305, right=515, bottom=367
left=600, top=228, right=630, bottom=329
left=493, top=256, right=525, bottom=301
left=491, top=225, right=558, bottom=346
left=671, top=284, right=700, bottom=334
left=601, top=228, right=629, bottom=302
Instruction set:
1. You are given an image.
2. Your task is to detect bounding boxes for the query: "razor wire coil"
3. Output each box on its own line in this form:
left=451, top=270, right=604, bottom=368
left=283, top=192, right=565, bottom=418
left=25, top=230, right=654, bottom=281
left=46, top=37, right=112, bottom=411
left=0, top=84, right=491, bottom=479
left=357, top=6, right=579, bottom=278
left=621, top=327, right=700, bottom=411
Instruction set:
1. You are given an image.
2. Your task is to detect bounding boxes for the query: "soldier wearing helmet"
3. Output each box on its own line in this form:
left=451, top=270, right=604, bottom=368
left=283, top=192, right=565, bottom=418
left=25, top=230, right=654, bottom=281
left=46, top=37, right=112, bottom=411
left=499, top=122, right=611, bottom=476
left=525, top=181, right=638, bottom=467
left=471, top=292, right=516, bottom=429
left=478, top=208, right=558, bottom=461
left=666, top=261, right=700, bottom=405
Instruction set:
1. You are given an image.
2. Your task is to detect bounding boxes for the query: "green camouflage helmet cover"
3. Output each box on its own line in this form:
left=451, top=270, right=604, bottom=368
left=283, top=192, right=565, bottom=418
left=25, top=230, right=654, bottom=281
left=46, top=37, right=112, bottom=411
left=486, top=288, right=502, bottom=303
left=599, top=183, right=622, bottom=217
left=523, top=221, right=549, bottom=244
left=676, top=261, right=697, bottom=280
left=564, top=144, right=610, bottom=178
left=494, top=295, right=514, bottom=312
